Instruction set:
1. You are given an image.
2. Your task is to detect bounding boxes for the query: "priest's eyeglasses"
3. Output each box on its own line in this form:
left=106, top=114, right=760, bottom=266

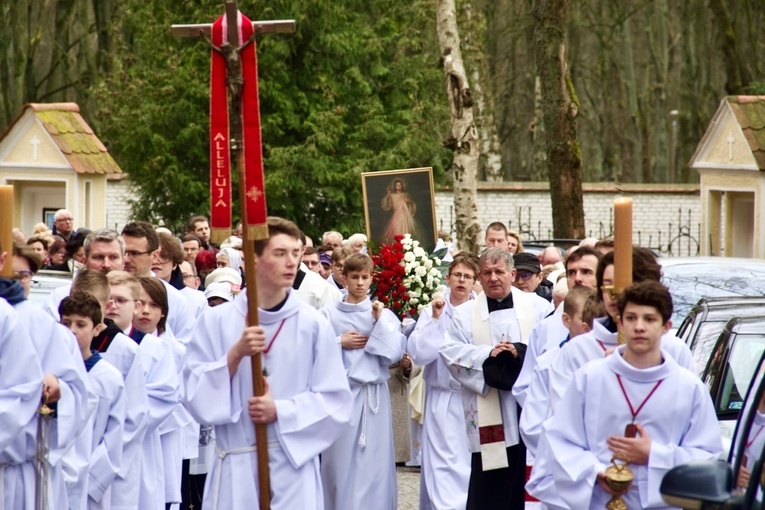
left=12, top=270, right=33, bottom=282
left=449, top=272, right=475, bottom=281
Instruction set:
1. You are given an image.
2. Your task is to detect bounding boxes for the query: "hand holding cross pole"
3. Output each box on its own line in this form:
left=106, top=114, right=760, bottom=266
left=172, top=3, right=294, bottom=509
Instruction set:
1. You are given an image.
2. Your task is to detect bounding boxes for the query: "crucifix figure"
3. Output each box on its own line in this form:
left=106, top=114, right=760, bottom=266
left=172, top=4, right=294, bottom=510
left=30, top=135, right=41, bottom=161
left=727, top=132, right=735, bottom=162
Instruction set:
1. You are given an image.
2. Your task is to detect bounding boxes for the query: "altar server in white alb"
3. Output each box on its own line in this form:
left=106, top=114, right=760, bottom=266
left=407, top=253, right=479, bottom=510
left=532, top=281, right=723, bottom=509
left=439, top=248, right=551, bottom=509
left=106, top=271, right=179, bottom=510
left=59, top=293, right=126, bottom=510
left=320, top=253, right=406, bottom=510
left=0, top=297, right=45, bottom=509
left=513, top=246, right=602, bottom=408
left=548, top=248, right=695, bottom=414
left=70, top=268, right=149, bottom=510
left=183, top=217, right=352, bottom=510
left=1, top=243, right=91, bottom=510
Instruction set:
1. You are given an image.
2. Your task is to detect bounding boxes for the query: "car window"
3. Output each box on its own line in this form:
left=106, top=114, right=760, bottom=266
left=662, top=262, right=765, bottom=324
left=715, top=334, right=765, bottom=415
left=676, top=312, right=695, bottom=344
left=694, top=322, right=727, bottom=375
left=730, top=355, right=765, bottom=488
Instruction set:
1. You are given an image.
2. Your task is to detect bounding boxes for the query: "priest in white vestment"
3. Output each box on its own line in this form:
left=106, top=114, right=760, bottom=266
left=182, top=218, right=352, bottom=510
left=439, top=248, right=550, bottom=509
left=532, top=281, right=722, bottom=509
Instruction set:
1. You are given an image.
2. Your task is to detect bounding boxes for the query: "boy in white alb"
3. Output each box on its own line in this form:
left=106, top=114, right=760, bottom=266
left=106, top=271, right=179, bottom=510
left=320, top=253, right=406, bottom=510
left=182, top=217, right=352, bottom=510
left=71, top=269, right=149, bottom=510
left=407, top=254, right=479, bottom=509
left=532, top=281, right=723, bottom=509
left=548, top=248, right=695, bottom=414
left=60, top=293, right=126, bottom=510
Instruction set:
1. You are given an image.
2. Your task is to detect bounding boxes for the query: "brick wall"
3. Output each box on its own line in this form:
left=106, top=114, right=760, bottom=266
left=435, top=182, right=701, bottom=256
left=105, top=176, right=133, bottom=233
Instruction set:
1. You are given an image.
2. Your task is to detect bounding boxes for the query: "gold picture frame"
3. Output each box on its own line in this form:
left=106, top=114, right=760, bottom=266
left=361, top=167, right=438, bottom=252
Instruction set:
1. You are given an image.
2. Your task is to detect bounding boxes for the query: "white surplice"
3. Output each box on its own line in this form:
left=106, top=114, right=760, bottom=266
left=182, top=291, right=352, bottom=510
left=133, top=332, right=180, bottom=510
left=156, top=330, right=193, bottom=506
left=513, top=304, right=567, bottom=408
left=548, top=317, right=695, bottom=414
left=519, top=345, right=559, bottom=457
left=11, top=299, right=90, bottom=510
left=407, top=290, right=472, bottom=510
left=62, top=355, right=126, bottom=510
left=0, top=299, right=45, bottom=509
left=101, top=331, right=149, bottom=510
left=320, top=298, right=406, bottom=510
left=439, top=288, right=548, bottom=453
left=295, top=266, right=342, bottom=309
left=533, top=347, right=722, bottom=509
left=180, top=286, right=208, bottom=318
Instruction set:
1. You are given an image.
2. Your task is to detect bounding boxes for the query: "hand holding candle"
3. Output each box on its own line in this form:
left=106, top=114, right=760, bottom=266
left=613, top=197, right=633, bottom=289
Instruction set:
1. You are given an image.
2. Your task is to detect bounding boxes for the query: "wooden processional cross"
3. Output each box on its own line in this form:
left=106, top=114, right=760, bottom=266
left=172, top=3, right=294, bottom=509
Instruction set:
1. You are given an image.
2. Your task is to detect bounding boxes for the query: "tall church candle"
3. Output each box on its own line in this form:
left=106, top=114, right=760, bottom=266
left=0, top=185, right=13, bottom=277
left=613, top=197, right=633, bottom=289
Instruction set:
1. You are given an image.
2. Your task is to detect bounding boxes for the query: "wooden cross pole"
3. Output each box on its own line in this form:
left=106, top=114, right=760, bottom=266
left=172, top=4, right=294, bottom=509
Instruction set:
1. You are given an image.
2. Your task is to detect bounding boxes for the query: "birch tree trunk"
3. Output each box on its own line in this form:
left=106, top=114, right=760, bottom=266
left=532, top=0, right=585, bottom=239
left=437, top=0, right=482, bottom=254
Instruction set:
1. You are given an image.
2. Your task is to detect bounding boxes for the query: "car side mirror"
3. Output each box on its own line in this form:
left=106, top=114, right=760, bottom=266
left=660, top=460, right=736, bottom=509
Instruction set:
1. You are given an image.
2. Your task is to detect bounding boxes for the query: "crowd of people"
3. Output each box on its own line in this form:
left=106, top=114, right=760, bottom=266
left=0, top=210, right=724, bottom=510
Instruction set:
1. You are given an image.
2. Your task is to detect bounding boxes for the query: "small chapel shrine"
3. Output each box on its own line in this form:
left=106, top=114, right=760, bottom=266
left=690, top=96, right=765, bottom=258
left=0, top=103, right=122, bottom=236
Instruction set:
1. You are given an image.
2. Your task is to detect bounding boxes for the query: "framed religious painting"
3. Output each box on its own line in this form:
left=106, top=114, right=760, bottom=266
left=361, top=167, right=438, bottom=253
left=43, top=208, right=57, bottom=230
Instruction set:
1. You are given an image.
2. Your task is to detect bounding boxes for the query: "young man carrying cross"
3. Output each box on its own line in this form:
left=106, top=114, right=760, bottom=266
left=182, top=217, right=352, bottom=510
left=533, top=281, right=722, bottom=509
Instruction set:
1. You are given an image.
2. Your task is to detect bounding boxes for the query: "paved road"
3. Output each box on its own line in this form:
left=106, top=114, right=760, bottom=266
left=397, top=466, right=542, bottom=509
left=396, top=466, right=420, bottom=509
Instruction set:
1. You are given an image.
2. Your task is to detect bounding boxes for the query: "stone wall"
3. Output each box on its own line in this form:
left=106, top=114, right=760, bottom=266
left=434, top=182, right=701, bottom=256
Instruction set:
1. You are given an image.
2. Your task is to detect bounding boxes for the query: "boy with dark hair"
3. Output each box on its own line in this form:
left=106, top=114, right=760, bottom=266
left=72, top=269, right=149, bottom=509
left=533, top=281, right=723, bottom=508
left=548, top=247, right=694, bottom=413
left=182, top=216, right=352, bottom=509
left=59, top=293, right=126, bottom=509
left=320, top=253, right=406, bottom=510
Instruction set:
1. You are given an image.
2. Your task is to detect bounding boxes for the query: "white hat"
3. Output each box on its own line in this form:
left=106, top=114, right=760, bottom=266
left=205, top=267, right=242, bottom=289
left=204, top=282, right=233, bottom=303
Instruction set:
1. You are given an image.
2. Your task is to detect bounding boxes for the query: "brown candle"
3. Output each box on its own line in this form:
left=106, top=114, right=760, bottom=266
left=613, top=197, right=633, bottom=289
left=0, top=185, right=13, bottom=277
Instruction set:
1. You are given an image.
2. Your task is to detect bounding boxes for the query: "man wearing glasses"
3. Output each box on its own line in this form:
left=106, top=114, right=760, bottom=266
left=52, top=209, right=75, bottom=242
left=120, top=222, right=195, bottom=345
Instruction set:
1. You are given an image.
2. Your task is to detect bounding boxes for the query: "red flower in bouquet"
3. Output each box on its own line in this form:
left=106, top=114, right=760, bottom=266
left=371, top=234, right=445, bottom=321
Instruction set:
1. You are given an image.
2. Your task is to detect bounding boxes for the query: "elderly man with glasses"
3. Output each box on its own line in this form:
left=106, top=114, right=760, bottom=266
left=52, top=209, right=75, bottom=242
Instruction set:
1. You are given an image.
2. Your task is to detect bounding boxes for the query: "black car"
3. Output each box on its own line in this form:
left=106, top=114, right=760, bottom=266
left=677, top=297, right=765, bottom=375
left=661, top=346, right=765, bottom=508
